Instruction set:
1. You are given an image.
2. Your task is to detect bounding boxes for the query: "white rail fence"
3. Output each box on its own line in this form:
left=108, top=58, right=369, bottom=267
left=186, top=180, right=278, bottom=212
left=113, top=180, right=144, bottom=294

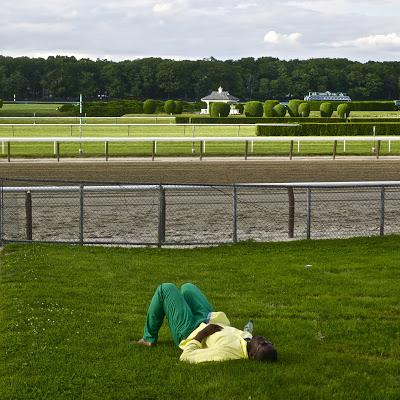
left=0, top=135, right=399, bottom=161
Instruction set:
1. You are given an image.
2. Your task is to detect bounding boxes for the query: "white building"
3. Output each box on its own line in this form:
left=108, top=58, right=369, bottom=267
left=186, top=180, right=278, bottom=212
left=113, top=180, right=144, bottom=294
left=304, top=91, right=351, bottom=102
left=200, top=87, right=240, bottom=114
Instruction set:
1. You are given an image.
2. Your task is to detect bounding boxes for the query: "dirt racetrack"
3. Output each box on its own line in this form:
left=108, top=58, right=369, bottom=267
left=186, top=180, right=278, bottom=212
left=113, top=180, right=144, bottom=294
left=1, top=157, right=400, bottom=184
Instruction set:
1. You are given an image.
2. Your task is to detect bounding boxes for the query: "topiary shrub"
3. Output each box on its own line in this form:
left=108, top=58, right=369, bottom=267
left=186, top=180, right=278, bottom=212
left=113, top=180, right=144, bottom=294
left=287, top=99, right=303, bottom=117
left=210, top=102, right=231, bottom=117
left=264, top=100, right=279, bottom=117
left=320, top=102, right=333, bottom=118
left=174, top=101, right=183, bottom=114
left=164, top=100, right=176, bottom=114
left=244, top=101, right=263, bottom=117
left=336, top=103, right=351, bottom=119
left=143, top=99, right=157, bottom=114
left=235, top=103, right=244, bottom=114
left=298, top=102, right=311, bottom=117
left=0, top=99, right=3, bottom=109
left=273, top=103, right=286, bottom=117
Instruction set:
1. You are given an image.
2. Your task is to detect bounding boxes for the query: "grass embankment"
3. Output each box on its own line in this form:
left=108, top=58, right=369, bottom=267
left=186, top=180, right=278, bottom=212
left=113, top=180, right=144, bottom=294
left=1, top=237, right=399, bottom=399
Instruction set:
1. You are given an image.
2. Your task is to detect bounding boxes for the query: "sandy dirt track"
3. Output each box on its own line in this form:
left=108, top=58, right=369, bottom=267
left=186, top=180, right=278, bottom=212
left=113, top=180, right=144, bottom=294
left=1, top=157, right=400, bottom=184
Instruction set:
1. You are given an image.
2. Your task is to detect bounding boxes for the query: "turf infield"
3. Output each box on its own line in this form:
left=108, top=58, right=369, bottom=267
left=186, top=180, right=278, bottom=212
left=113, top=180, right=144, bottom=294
left=1, top=237, right=399, bottom=399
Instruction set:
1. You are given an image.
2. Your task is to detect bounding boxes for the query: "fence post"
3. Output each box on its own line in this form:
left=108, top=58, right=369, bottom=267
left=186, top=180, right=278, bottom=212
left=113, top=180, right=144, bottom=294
left=244, top=140, right=248, bottom=160
left=152, top=141, right=156, bottom=161
left=376, top=140, right=381, bottom=159
left=380, top=187, right=385, bottom=236
left=79, top=184, right=84, bottom=245
left=200, top=140, right=204, bottom=161
left=288, top=187, right=295, bottom=238
left=57, top=142, right=60, bottom=162
left=105, top=141, right=109, bottom=161
left=232, top=186, right=237, bottom=243
left=25, top=191, right=32, bottom=240
left=306, top=188, right=312, bottom=239
left=333, top=140, right=337, bottom=160
left=289, top=140, right=294, bottom=160
left=158, top=186, right=166, bottom=247
left=7, top=142, right=10, bottom=162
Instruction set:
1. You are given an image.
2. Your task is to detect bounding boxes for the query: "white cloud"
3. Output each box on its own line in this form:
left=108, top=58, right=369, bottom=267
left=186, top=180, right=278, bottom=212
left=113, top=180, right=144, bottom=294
left=263, top=31, right=302, bottom=46
left=326, top=33, right=400, bottom=49
left=153, top=2, right=173, bottom=13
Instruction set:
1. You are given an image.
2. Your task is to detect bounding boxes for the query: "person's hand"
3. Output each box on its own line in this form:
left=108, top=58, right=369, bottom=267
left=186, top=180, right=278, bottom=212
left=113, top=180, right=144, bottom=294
left=194, top=324, right=223, bottom=342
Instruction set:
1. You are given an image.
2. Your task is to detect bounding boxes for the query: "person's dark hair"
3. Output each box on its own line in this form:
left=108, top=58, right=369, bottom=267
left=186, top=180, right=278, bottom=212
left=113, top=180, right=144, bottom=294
left=255, top=343, right=278, bottom=362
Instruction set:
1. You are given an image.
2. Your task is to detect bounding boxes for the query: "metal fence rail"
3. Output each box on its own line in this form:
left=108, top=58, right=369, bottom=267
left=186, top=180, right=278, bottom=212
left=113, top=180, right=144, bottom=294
left=1, top=178, right=400, bottom=246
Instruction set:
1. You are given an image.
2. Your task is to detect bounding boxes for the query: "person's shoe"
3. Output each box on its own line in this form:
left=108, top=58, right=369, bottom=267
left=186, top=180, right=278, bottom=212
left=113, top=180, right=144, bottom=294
left=137, top=338, right=156, bottom=347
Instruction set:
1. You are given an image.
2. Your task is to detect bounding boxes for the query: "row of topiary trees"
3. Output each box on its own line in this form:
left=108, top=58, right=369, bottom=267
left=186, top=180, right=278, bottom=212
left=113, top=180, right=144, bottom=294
left=144, top=99, right=184, bottom=114
left=244, top=99, right=351, bottom=118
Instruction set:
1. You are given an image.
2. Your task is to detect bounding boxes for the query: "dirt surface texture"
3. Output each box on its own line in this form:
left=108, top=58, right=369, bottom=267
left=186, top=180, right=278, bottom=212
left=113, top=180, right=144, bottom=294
left=1, top=156, right=400, bottom=184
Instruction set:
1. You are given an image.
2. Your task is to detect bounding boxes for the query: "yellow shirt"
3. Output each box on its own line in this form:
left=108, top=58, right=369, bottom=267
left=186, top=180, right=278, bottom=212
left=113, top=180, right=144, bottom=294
left=179, top=312, right=252, bottom=363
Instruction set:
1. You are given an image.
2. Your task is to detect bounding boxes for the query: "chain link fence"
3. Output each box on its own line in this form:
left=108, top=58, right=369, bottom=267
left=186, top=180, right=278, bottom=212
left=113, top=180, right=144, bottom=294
left=1, top=178, right=400, bottom=246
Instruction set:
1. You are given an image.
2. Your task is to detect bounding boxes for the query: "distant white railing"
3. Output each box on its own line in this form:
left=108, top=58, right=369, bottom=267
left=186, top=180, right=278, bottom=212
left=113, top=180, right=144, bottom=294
left=0, top=135, right=399, bottom=161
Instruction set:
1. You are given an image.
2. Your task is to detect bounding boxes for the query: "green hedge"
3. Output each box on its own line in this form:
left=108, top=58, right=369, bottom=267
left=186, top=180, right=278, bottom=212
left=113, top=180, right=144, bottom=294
left=185, top=117, right=345, bottom=124
left=244, top=101, right=263, bottom=117
left=320, top=102, right=333, bottom=118
left=143, top=99, right=157, bottom=114
left=349, top=118, right=400, bottom=123
left=210, top=102, right=230, bottom=117
left=264, top=100, right=279, bottom=117
left=287, top=99, right=303, bottom=117
left=307, top=101, right=396, bottom=112
left=175, top=116, right=190, bottom=123
left=175, top=101, right=183, bottom=114
left=256, top=123, right=400, bottom=136
left=298, top=103, right=311, bottom=117
left=337, top=103, right=351, bottom=119
left=0, top=99, right=3, bottom=109
left=273, top=104, right=287, bottom=117
left=164, top=100, right=176, bottom=114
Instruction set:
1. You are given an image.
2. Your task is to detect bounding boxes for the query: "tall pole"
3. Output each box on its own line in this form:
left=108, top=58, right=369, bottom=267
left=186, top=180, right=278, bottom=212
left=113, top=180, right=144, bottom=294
left=79, top=94, right=83, bottom=156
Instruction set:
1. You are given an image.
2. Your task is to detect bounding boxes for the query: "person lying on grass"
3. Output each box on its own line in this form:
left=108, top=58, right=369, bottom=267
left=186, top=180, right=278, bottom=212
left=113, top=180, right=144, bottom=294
left=137, top=283, right=277, bottom=363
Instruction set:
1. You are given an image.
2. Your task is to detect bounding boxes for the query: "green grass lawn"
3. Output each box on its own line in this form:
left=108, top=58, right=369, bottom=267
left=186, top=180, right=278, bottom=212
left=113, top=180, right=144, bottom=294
left=0, top=104, right=65, bottom=117
left=1, top=237, right=399, bottom=400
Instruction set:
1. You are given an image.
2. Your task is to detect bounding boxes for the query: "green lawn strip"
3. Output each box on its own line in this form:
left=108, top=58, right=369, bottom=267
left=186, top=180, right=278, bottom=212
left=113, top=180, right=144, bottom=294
left=2, top=140, right=400, bottom=158
left=1, top=237, right=399, bottom=399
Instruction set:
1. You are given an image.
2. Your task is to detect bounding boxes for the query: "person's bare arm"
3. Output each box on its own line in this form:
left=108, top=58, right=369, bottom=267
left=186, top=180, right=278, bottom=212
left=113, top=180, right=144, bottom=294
left=193, top=324, right=223, bottom=342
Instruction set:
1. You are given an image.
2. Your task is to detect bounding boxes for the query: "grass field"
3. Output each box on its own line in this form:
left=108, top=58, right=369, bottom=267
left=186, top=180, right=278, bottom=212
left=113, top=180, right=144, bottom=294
left=1, top=237, right=399, bottom=399
left=0, top=107, right=399, bottom=158
left=0, top=104, right=65, bottom=117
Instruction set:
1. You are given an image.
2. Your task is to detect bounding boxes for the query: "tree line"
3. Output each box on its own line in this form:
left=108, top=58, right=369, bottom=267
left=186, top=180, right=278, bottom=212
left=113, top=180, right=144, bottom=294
left=0, top=55, right=399, bottom=101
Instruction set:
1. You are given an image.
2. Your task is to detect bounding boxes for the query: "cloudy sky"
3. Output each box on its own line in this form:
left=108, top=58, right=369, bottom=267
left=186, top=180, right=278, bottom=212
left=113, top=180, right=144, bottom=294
left=2, top=0, right=400, bottom=62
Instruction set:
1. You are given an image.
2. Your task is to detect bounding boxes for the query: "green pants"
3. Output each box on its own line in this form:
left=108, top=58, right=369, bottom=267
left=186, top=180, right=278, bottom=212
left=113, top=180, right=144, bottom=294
left=143, top=283, right=213, bottom=346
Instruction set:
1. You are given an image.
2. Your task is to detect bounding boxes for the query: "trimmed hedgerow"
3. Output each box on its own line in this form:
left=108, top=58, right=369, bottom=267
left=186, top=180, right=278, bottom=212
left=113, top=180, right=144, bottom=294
left=175, top=116, right=190, bottom=123
left=175, top=101, right=183, bottom=114
left=273, top=104, right=287, bottom=117
left=0, top=99, right=3, bottom=108
left=337, top=103, right=351, bottom=119
left=320, top=102, right=333, bottom=118
left=235, top=103, right=244, bottom=114
left=349, top=118, right=400, bottom=123
left=264, top=100, right=280, bottom=117
left=244, top=101, right=263, bottom=117
left=210, top=102, right=231, bottom=117
left=143, top=99, right=157, bottom=114
left=287, top=99, right=303, bottom=117
left=184, top=117, right=345, bottom=124
left=298, top=103, right=311, bottom=117
left=164, top=100, right=176, bottom=114
left=307, top=101, right=396, bottom=112
left=256, top=123, right=400, bottom=136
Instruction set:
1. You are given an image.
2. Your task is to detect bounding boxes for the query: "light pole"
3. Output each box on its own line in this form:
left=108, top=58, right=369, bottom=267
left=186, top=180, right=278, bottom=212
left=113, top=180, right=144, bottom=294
left=79, top=94, right=83, bottom=156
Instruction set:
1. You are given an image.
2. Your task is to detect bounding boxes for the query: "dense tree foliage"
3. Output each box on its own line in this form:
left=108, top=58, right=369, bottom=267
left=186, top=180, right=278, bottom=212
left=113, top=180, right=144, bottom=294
left=0, top=55, right=399, bottom=101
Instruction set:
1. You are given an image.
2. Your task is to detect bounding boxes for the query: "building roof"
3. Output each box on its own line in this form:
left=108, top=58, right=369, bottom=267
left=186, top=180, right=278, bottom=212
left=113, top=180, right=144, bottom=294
left=201, top=87, right=239, bottom=102
left=304, top=91, right=351, bottom=102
